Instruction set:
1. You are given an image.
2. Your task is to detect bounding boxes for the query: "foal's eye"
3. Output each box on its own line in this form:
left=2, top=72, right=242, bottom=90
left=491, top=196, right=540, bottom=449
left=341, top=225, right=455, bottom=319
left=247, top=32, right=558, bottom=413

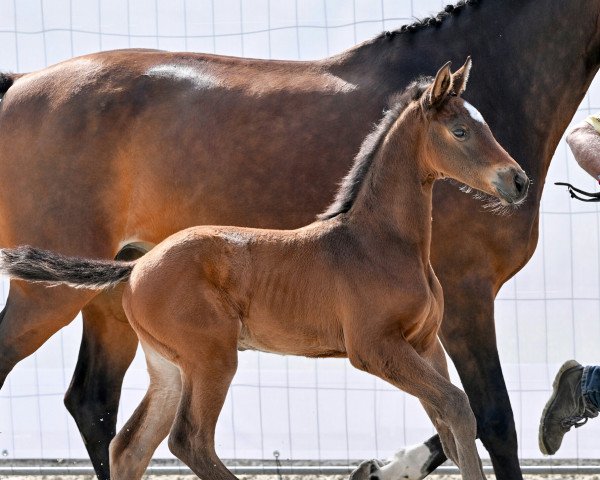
left=452, top=128, right=467, bottom=139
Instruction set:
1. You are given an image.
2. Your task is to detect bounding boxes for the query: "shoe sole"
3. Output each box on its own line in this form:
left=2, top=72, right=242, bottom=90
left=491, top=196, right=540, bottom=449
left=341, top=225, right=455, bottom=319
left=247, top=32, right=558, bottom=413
left=538, top=359, right=582, bottom=455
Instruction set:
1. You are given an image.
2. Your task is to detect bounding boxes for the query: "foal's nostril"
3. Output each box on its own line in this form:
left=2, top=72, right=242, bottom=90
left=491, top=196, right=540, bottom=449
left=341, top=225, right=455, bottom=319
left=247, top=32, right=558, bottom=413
left=494, top=169, right=529, bottom=203
left=514, top=172, right=529, bottom=195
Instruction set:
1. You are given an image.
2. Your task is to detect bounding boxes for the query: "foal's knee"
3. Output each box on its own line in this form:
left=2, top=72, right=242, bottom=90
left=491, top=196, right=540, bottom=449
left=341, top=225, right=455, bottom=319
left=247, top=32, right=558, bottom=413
left=445, top=389, right=477, bottom=439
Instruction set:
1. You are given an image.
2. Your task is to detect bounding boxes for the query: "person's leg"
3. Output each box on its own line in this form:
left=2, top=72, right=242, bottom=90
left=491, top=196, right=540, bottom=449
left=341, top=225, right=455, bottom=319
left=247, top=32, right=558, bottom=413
left=539, top=360, right=599, bottom=455
left=581, top=365, right=600, bottom=410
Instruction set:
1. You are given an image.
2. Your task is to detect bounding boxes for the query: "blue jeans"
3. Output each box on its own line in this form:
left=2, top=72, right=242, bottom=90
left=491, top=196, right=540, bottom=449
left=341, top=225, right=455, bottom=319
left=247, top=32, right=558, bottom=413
left=582, top=365, right=600, bottom=410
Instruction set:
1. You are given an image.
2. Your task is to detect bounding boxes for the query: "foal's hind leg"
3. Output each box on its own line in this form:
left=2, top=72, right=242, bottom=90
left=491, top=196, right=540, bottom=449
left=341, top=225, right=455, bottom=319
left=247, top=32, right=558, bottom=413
left=169, top=355, right=238, bottom=480
left=109, top=343, right=182, bottom=480
left=167, top=322, right=240, bottom=480
left=347, top=333, right=484, bottom=480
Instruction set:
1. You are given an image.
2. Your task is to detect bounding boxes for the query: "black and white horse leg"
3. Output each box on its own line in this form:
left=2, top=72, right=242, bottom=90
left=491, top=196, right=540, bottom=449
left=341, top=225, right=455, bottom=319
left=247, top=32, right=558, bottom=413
left=64, top=286, right=138, bottom=480
left=64, top=246, right=145, bottom=480
left=350, top=437, right=445, bottom=480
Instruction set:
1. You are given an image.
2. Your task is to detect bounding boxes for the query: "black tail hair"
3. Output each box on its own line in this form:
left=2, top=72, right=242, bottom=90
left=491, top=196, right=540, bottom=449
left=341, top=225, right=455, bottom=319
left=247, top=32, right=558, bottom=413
left=0, top=246, right=135, bottom=290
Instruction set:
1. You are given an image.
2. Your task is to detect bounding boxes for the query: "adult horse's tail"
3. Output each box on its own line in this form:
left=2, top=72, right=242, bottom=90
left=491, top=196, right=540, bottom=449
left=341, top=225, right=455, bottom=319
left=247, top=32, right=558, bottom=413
left=0, top=72, right=24, bottom=99
left=0, top=246, right=134, bottom=289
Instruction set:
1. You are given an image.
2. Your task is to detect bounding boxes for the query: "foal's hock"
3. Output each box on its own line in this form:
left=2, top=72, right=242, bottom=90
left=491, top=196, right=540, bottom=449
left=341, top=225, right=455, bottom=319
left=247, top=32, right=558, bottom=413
left=0, top=59, right=528, bottom=480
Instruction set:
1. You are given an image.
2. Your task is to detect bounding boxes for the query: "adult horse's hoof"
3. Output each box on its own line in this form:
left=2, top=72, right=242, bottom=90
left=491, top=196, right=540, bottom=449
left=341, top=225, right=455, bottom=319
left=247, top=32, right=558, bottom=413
left=349, top=459, right=387, bottom=480
left=349, top=444, right=433, bottom=480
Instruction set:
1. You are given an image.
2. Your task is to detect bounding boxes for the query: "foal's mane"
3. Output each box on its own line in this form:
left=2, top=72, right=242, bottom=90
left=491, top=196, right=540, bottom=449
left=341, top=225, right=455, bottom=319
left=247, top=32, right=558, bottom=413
left=319, top=78, right=431, bottom=220
left=378, top=0, right=480, bottom=38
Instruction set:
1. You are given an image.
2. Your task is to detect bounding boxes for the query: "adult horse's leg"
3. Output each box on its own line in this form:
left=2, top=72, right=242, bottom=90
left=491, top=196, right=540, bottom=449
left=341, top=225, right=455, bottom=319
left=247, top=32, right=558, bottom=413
left=0, top=281, right=96, bottom=388
left=64, top=286, right=138, bottom=480
left=437, top=277, right=521, bottom=480
left=64, top=246, right=146, bottom=480
left=350, top=437, right=445, bottom=480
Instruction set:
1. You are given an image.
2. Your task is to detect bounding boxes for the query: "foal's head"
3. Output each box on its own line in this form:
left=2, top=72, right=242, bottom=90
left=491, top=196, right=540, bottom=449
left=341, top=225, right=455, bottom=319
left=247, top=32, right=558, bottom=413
left=415, top=58, right=529, bottom=206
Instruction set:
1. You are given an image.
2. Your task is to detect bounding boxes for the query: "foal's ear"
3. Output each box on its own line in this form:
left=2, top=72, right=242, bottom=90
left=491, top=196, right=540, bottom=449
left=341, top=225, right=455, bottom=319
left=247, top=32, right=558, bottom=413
left=425, top=61, right=453, bottom=109
left=451, top=56, right=472, bottom=96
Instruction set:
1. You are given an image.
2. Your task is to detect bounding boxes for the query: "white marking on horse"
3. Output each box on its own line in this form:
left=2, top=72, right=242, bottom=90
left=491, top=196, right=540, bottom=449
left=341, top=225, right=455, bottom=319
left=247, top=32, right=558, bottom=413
left=463, top=101, right=485, bottom=124
left=379, top=444, right=432, bottom=480
left=219, top=231, right=251, bottom=245
left=146, top=64, right=219, bottom=89
left=322, top=73, right=357, bottom=93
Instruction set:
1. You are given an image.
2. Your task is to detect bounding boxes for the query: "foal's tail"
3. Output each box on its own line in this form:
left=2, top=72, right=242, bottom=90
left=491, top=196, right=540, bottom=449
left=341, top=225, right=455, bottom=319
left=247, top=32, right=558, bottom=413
left=0, top=246, right=135, bottom=290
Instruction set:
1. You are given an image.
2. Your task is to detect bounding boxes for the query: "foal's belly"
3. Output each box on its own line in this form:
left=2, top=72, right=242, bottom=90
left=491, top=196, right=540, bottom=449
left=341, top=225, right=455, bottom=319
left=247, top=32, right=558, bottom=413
left=237, top=337, right=347, bottom=358
left=236, top=309, right=347, bottom=359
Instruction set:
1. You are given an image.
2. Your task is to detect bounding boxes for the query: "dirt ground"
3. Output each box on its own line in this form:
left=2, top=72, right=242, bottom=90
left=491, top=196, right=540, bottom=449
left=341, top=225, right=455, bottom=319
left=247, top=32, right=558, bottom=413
left=2, top=459, right=600, bottom=479
left=2, top=470, right=600, bottom=479
left=3, top=475, right=600, bottom=480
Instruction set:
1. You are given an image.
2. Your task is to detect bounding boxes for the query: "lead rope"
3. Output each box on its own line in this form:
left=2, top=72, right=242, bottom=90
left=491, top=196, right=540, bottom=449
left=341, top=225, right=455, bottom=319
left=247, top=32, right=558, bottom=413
left=555, top=182, right=600, bottom=202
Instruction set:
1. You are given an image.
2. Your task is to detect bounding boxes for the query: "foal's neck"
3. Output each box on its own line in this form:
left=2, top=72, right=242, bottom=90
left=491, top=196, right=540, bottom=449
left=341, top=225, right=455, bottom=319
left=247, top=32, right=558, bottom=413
left=346, top=110, right=434, bottom=265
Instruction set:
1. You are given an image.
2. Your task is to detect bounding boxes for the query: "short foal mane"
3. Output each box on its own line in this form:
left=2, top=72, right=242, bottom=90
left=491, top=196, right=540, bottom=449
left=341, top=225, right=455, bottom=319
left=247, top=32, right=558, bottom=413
left=378, top=0, right=480, bottom=37
left=319, top=78, right=431, bottom=220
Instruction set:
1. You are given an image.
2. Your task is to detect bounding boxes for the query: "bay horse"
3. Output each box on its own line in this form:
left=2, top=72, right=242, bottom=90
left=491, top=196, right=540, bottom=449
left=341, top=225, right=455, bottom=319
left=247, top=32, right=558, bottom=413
left=0, top=1, right=599, bottom=479
left=0, top=61, right=528, bottom=480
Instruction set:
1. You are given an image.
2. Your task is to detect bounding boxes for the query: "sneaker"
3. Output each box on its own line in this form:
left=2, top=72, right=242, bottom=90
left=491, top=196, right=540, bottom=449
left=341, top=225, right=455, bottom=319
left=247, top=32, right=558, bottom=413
left=539, top=360, right=599, bottom=455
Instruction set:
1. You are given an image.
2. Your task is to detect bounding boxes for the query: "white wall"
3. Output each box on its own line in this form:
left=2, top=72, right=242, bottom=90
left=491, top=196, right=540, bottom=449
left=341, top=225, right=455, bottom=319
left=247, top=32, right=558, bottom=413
left=0, top=0, right=599, bottom=463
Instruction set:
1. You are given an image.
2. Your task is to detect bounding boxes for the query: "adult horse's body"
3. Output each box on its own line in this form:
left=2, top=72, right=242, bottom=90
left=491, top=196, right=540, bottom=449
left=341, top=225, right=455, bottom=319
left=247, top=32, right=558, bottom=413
left=0, top=1, right=598, bottom=479
left=0, top=62, right=527, bottom=480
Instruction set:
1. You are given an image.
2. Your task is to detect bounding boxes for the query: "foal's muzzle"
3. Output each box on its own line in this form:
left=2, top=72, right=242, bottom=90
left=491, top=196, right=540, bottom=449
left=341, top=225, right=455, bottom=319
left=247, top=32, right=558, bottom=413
left=492, top=167, right=530, bottom=204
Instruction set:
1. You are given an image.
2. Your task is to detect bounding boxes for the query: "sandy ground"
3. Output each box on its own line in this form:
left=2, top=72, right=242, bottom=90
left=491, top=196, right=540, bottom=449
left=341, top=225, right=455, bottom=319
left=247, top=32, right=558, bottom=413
left=3, top=475, right=600, bottom=480
left=2, top=460, right=600, bottom=479
left=2, top=469, right=600, bottom=480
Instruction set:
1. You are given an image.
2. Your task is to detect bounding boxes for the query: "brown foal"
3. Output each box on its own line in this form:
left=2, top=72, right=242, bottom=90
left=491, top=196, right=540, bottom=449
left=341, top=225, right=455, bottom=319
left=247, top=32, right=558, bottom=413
left=0, top=60, right=527, bottom=480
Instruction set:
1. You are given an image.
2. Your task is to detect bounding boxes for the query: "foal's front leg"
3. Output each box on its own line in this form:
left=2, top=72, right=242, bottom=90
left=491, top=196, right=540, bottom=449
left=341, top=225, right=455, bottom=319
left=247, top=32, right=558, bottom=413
left=419, top=340, right=459, bottom=464
left=346, top=332, right=484, bottom=480
left=419, top=339, right=485, bottom=478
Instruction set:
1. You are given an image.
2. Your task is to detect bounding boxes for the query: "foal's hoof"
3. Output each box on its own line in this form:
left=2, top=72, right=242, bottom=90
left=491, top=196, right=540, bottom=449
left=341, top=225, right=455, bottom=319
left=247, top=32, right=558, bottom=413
left=349, top=459, right=386, bottom=480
